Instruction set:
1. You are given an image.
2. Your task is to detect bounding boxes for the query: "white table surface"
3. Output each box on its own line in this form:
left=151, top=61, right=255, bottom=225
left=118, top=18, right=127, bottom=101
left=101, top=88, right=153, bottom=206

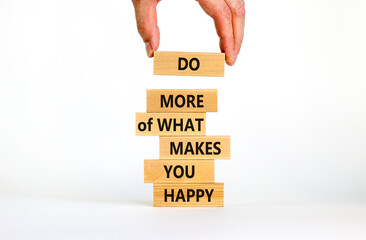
left=1, top=198, right=365, bottom=240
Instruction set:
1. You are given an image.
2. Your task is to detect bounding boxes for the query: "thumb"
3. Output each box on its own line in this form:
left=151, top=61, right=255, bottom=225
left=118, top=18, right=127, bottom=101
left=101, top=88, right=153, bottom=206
left=132, top=0, right=160, bottom=57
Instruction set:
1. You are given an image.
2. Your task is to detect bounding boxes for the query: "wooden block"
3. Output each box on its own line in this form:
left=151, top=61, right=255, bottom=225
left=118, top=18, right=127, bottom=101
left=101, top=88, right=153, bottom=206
left=160, top=136, right=230, bottom=160
left=153, top=51, right=225, bottom=77
left=153, top=183, right=224, bottom=207
left=147, top=89, right=217, bottom=113
left=136, top=113, right=206, bottom=136
left=144, top=160, right=214, bottom=183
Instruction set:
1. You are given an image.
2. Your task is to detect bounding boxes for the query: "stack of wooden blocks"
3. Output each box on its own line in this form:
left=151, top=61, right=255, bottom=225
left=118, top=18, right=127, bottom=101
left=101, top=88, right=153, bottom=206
left=136, top=52, right=230, bottom=207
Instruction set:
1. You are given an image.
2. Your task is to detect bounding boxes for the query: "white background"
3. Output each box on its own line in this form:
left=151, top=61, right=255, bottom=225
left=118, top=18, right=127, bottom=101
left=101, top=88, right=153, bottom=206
left=1, top=0, right=366, bottom=239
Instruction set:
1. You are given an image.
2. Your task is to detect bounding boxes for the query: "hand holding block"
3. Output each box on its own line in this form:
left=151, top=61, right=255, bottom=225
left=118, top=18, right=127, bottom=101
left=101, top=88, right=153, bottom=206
left=154, top=51, right=225, bottom=77
left=136, top=113, right=206, bottom=136
left=160, top=136, right=230, bottom=160
left=144, top=160, right=214, bottom=183
left=147, top=89, right=217, bottom=113
left=153, top=183, right=224, bottom=207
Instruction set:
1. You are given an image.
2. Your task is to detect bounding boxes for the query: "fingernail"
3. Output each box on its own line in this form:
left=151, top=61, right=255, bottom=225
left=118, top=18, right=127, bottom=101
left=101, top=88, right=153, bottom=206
left=145, top=42, right=153, bottom=57
left=227, top=50, right=236, bottom=65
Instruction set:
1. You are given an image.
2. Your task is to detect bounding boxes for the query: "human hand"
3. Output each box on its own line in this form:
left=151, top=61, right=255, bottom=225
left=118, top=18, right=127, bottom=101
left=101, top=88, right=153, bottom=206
left=132, top=0, right=245, bottom=66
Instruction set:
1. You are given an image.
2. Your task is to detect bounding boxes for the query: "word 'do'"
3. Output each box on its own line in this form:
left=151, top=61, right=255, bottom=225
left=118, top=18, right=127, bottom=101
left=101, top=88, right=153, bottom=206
left=154, top=51, right=225, bottom=77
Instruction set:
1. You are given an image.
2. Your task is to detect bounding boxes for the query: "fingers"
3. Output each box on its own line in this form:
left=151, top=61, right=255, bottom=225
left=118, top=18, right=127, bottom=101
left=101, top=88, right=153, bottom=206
left=198, top=0, right=235, bottom=65
left=132, top=0, right=245, bottom=63
left=132, top=0, right=160, bottom=57
left=223, top=0, right=245, bottom=57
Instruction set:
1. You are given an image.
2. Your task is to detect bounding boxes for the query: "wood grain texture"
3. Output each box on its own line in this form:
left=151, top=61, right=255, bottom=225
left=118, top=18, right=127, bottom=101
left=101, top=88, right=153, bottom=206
left=146, top=89, right=217, bottom=113
left=153, top=51, right=225, bottom=77
left=153, top=183, right=224, bottom=207
left=160, top=136, right=230, bottom=160
left=144, top=160, right=214, bottom=183
left=136, top=113, right=206, bottom=136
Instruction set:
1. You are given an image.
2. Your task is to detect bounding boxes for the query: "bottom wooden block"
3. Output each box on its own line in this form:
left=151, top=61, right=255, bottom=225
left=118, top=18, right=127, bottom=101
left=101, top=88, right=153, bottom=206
left=153, top=183, right=224, bottom=207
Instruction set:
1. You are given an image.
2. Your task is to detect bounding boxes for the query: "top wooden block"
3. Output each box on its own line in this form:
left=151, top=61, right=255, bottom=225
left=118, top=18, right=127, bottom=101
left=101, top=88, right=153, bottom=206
left=153, top=51, right=225, bottom=77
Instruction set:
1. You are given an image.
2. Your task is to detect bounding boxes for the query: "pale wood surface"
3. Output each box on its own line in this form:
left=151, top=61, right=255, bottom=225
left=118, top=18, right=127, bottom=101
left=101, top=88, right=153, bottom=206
left=153, top=183, right=224, bottom=207
left=153, top=51, right=225, bottom=77
left=144, top=159, right=214, bottom=183
left=136, top=113, right=206, bottom=136
left=147, top=89, right=217, bottom=113
left=160, top=136, right=230, bottom=160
